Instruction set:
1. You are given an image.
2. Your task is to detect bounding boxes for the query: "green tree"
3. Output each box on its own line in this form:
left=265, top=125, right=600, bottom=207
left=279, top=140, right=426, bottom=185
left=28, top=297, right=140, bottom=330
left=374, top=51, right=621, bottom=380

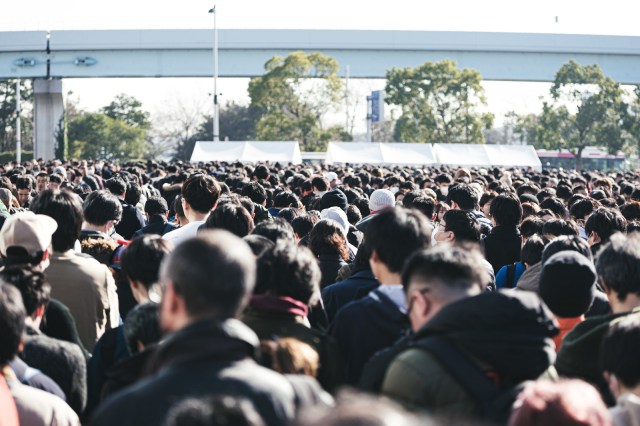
left=0, top=79, right=34, bottom=153
left=67, top=112, right=147, bottom=161
left=622, top=85, right=640, bottom=155
left=101, top=94, right=151, bottom=129
left=248, top=51, right=345, bottom=151
left=538, top=60, right=626, bottom=170
left=385, top=59, right=493, bottom=144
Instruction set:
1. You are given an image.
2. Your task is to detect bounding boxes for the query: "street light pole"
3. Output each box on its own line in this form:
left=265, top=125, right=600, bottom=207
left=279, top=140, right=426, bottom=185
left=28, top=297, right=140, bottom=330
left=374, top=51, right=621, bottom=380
left=16, top=79, right=21, bottom=163
left=209, top=6, right=220, bottom=142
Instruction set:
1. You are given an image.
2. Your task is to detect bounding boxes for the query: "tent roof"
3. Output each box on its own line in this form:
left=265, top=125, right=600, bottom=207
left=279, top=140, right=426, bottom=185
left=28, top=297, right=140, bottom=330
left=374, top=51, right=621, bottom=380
left=190, top=141, right=302, bottom=164
left=326, top=142, right=437, bottom=165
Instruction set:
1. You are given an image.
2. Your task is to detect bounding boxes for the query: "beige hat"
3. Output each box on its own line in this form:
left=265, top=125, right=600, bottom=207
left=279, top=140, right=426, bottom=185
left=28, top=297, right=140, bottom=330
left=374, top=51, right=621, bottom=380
left=0, top=212, right=58, bottom=257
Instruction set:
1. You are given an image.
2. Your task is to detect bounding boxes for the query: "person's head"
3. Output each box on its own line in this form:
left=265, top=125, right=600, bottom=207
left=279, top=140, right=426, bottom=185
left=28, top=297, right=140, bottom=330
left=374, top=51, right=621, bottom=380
left=520, top=216, right=544, bottom=240
left=30, top=189, right=84, bottom=252
left=1, top=267, right=50, bottom=328
left=242, top=235, right=275, bottom=257
left=123, top=302, right=161, bottom=355
left=0, top=282, right=25, bottom=367
left=364, top=208, right=433, bottom=280
left=570, top=198, right=597, bottom=222
left=585, top=208, right=627, bottom=247
left=291, top=214, right=319, bottom=242
left=446, top=183, right=478, bottom=211
left=368, top=189, right=396, bottom=214
left=346, top=204, right=363, bottom=226
left=409, top=196, right=436, bottom=220
left=158, top=230, right=255, bottom=333
left=596, top=233, right=640, bottom=307
left=181, top=174, right=221, bottom=216
left=15, top=176, right=32, bottom=207
left=434, top=209, right=480, bottom=244
left=602, top=315, right=640, bottom=399
left=507, top=380, right=609, bottom=426
left=105, top=175, right=128, bottom=197
left=0, top=212, right=57, bottom=269
left=83, top=190, right=123, bottom=231
left=164, top=395, right=266, bottom=426
left=319, top=189, right=348, bottom=212
left=490, top=192, right=523, bottom=228
left=121, top=235, right=173, bottom=304
left=542, top=219, right=579, bottom=239
left=309, top=219, right=350, bottom=261
left=203, top=203, right=254, bottom=238
left=144, top=196, right=169, bottom=218
left=311, top=176, right=329, bottom=194
left=241, top=182, right=267, bottom=205
left=541, top=235, right=593, bottom=264
left=539, top=251, right=596, bottom=319
left=539, top=197, right=566, bottom=219
left=521, top=234, right=548, bottom=267
left=402, top=244, right=487, bottom=331
left=254, top=241, right=321, bottom=306
left=36, top=172, right=49, bottom=192
left=252, top=218, right=295, bottom=243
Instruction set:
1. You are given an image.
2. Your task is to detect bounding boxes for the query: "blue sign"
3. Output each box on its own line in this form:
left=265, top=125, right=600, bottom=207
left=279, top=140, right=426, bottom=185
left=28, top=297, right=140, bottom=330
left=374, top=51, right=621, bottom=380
left=371, top=90, right=384, bottom=122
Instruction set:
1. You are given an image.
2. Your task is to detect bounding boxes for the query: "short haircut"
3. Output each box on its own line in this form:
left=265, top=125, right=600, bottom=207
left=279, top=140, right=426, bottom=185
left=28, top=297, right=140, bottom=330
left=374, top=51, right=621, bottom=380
left=242, top=235, right=275, bottom=258
left=123, top=303, right=161, bottom=355
left=181, top=174, right=221, bottom=214
left=0, top=283, right=26, bottom=366
left=520, top=216, right=544, bottom=238
left=145, top=196, right=169, bottom=216
left=164, top=395, right=265, bottom=426
left=539, top=197, right=566, bottom=218
left=241, top=182, right=267, bottom=204
left=291, top=214, right=319, bottom=239
left=254, top=241, right=321, bottom=305
left=364, top=208, right=433, bottom=273
left=160, top=230, right=256, bottom=319
left=521, top=235, right=548, bottom=266
left=585, top=208, right=627, bottom=243
left=1, top=267, right=50, bottom=316
left=252, top=218, right=295, bottom=243
left=402, top=244, right=487, bottom=293
left=541, top=235, right=593, bottom=264
left=570, top=198, right=597, bottom=221
left=601, top=315, right=640, bottom=388
left=490, top=193, right=523, bottom=228
left=125, top=183, right=143, bottom=206
left=203, top=203, right=254, bottom=238
left=442, top=209, right=481, bottom=243
left=83, top=190, right=123, bottom=226
left=346, top=204, right=362, bottom=226
left=309, top=219, right=350, bottom=261
left=410, top=197, right=436, bottom=220
left=30, top=190, right=83, bottom=252
left=105, top=176, right=128, bottom=195
left=121, top=235, right=173, bottom=289
left=542, top=219, right=579, bottom=238
left=620, top=201, right=640, bottom=222
left=596, top=233, right=640, bottom=302
left=353, top=198, right=371, bottom=218
left=273, top=191, right=300, bottom=209
left=15, top=176, right=33, bottom=190
left=311, top=177, right=329, bottom=192
left=447, top=183, right=478, bottom=210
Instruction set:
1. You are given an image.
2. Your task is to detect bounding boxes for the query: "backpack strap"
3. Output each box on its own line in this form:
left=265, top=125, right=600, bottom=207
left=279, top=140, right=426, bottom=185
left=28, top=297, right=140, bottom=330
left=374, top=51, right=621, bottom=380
left=506, top=263, right=517, bottom=289
left=413, top=336, right=501, bottom=405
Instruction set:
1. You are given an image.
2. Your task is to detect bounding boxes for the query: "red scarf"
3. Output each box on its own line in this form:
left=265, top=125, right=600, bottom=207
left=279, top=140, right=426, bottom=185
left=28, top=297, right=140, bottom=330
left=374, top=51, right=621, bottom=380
left=249, top=294, right=309, bottom=318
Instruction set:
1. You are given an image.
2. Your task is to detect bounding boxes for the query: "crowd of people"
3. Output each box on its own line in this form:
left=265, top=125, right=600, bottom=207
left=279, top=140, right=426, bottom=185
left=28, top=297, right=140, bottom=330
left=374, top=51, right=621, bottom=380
left=1, top=158, right=640, bottom=425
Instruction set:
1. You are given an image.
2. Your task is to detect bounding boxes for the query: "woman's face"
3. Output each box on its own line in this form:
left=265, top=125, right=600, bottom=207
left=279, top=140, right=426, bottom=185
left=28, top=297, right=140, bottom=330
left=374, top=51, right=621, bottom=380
left=482, top=201, right=492, bottom=218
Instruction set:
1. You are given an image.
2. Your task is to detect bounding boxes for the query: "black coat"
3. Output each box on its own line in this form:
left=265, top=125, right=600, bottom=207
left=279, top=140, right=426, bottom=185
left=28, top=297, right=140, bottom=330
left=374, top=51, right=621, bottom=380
left=115, top=200, right=146, bottom=240
left=482, top=225, right=522, bottom=274
left=133, top=215, right=176, bottom=238
left=91, top=319, right=297, bottom=426
left=321, top=268, right=379, bottom=324
left=318, top=254, right=348, bottom=288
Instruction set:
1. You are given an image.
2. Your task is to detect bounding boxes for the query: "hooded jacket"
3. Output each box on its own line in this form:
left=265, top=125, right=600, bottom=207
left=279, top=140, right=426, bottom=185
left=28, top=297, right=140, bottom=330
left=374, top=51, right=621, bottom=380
left=91, top=319, right=296, bottom=426
left=382, top=290, right=558, bottom=417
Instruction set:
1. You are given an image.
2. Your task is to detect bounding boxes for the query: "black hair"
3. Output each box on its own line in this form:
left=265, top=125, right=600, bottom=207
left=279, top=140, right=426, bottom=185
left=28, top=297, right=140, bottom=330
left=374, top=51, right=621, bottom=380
left=83, top=190, right=123, bottom=226
left=542, top=219, right=579, bottom=238
left=162, top=230, right=256, bottom=319
left=447, top=183, right=477, bottom=210
left=353, top=198, right=371, bottom=218
left=490, top=193, right=523, bottom=228
left=346, top=204, right=363, bottom=226
left=273, top=191, right=300, bottom=209
left=585, top=208, right=627, bottom=243
left=242, top=235, right=275, bottom=257
left=601, top=315, right=640, bottom=389
left=410, top=197, right=436, bottom=220
left=30, top=190, right=83, bottom=252
left=442, top=209, right=481, bottom=243
left=105, top=176, right=128, bottom=195
left=1, top=267, right=50, bottom=316
left=123, top=303, right=161, bottom=355
left=539, top=197, right=566, bottom=219
left=277, top=208, right=300, bottom=224
left=254, top=241, right=321, bottom=305
left=311, top=177, right=329, bottom=192
left=570, top=198, right=597, bottom=221
left=145, top=196, right=169, bottom=216
left=291, top=214, right=319, bottom=240
left=252, top=218, right=295, bottom=243
left=364, top=208, right=433, bottom=273
left=121, top=235, right=172, bottom=289
left=125, top=182, right=143, bottom=206
left=164, top=395, right=265, bottom=426
left=309, top=220, right=350, bottom=261
left=542, top=235, right=593, bottom=264
left=181, top=174, right=221, bottom=214
left=0, top=283, right=26, bottom=366
left=521, top=235, right=548, bottom=266
left=241, top=182, right=267, bottom=205
left=620, top=201, right=640, bottom=222
left=596, top=233, right=640, bottom=302
left=15, top=176, right=33, bottom=190
left=520, top=216, right=544, bottom=239
left=203, top=203, right=254, bottom=238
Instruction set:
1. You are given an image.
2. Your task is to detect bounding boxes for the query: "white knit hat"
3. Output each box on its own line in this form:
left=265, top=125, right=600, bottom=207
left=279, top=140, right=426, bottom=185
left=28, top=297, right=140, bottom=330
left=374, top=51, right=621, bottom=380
left=369, top=189, right=396, bottom=213
left=320, top=207, right=349, bottom=237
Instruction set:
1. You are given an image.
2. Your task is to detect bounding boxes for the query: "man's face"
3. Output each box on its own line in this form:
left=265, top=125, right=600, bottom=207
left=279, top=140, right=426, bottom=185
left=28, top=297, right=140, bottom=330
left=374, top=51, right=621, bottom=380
left=48, top=182, right=60, bottom=191
left=36, top=177, right=48, bottom=192
left=17, top=189, right=30, bottom=206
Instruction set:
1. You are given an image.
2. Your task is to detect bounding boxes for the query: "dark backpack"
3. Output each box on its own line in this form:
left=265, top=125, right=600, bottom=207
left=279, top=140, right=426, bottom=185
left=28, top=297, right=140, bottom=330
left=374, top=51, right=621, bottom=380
left=414, top=336, right=524, bottom=425
left=505, top=262, right=518, bottom=289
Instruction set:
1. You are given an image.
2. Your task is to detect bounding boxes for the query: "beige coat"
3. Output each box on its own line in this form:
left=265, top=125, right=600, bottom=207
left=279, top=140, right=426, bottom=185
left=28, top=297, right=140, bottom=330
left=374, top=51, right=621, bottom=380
left=611, top=393, right=640, bottom=426
left=45, top=250, right=119, bottom=352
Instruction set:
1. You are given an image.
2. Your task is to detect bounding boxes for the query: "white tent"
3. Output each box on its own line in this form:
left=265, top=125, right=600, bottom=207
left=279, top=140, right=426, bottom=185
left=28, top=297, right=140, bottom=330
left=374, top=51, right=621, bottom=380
left=325, top=142, right=437, bottom=165
left=190, top=141, right=302, bottom=164
left=433, top=144, right=542, bottom=171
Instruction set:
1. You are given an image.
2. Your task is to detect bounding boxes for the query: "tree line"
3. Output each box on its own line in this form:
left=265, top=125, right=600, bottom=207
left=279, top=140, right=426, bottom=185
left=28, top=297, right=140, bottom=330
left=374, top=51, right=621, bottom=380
left=1, top=52, right=639, bottom=168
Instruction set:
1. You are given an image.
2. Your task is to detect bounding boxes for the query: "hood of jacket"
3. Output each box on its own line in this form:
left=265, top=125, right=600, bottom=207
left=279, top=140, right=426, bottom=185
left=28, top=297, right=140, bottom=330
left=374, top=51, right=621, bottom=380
left=144, top=318, right=260, bottom=376
left=415, top=290, right=558, bottom=383
left=516, top=262, right=543, bottom=294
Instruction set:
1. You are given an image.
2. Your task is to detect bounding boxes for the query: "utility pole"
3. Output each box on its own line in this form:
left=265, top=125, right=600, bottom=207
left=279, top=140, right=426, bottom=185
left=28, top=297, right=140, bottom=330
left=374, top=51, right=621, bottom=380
left=345, top=65, right=350, bottom=136
left=16, top=79, right=21, bottom=164
left=209, top=6, right=220, bottom=142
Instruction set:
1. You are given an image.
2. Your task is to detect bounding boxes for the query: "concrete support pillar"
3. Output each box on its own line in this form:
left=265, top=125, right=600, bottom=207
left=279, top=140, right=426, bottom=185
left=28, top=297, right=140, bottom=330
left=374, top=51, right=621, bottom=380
left=34, top=79, right=63, bottom=161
